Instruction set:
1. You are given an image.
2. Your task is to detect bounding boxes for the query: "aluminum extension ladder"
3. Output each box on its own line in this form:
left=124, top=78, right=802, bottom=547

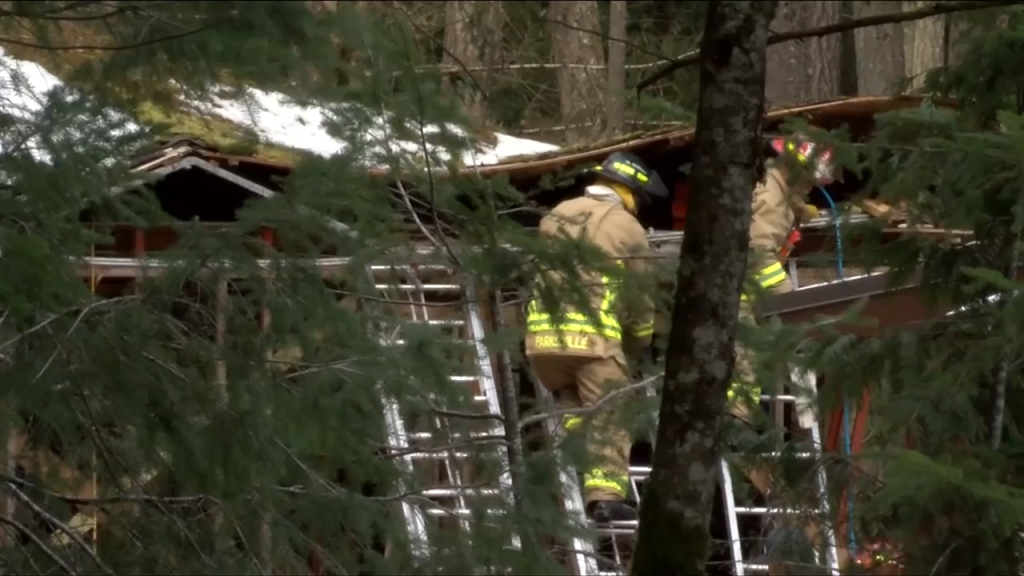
left=554, top=369, right=839, bottom=575
left=719, top=369, right=840, bottom=575
left=370, top=262, right=521, bottom=566
left=532, top=381, right=603, bottom=576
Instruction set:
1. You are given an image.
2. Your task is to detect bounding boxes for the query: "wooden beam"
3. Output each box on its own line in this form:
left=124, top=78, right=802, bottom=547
left=758, top=265, right=1012, bottom=335
left=854, top=199, right=896, bottom=220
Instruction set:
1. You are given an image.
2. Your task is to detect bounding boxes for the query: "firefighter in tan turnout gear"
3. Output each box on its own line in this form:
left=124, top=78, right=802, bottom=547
left=525, top=152, right=667, bottom=524
left=730, top=134, right=833, bottom=430
left=731, top=136, right=835, bottom=569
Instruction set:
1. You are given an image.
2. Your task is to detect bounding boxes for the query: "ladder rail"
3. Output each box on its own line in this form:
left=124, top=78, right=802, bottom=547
left=402, top=267, right=474, bottom=535
left=372, top=267, right=432, bottom=558
left=372, top=263, right=525, bottom=569
left=463, top=282, right=522, bottom=551
left=721, top=369, right=840, bottom=576
left=532, top=377, right=600, bottom=576
left=720, top=458, right=748, bottom=576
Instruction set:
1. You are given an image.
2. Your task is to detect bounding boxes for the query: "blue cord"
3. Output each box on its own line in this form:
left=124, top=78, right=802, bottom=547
left=817, top=186, right=857, bottom=556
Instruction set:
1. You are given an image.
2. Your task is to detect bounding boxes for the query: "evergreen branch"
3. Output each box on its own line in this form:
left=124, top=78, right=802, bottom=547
left=431, top=407, right=504, bottom=422
left=421, top=61, right=673, bottom=76
left=0, top=471, right=206, bottom=505
left=0, top=296, right=138, bottom=354
left=0, top=2, right=175, bottom=22
left=0, top=513, right=76, bottom=575
left=0, top=23, right=214, bottom=52
left=7, top=483, right=114, bottom=575
left=637, top=0, right=1024, bottom=92
left=518, top=372, right=662, bottom=431
left=381, top=436, right=509, bottom=460
left=393, top=179, right=449, bottom=260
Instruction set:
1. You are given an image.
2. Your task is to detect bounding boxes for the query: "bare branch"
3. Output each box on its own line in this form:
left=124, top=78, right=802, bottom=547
left=518, top=372, right=661, bottom=430
left=0, top=24, right=214, bottom=52
left=0, top=513, right=76, bottom=575
left=7, top=483, right=114, bottom=575
left=637, top=0, right=1024, bottom=92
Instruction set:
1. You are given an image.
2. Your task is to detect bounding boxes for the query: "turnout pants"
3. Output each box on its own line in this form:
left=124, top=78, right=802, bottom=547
left=731, top=274, right=829, bottom=569
left=731, top=273, right=794, bottom=428
left=529, top=354, right=632, bottom=505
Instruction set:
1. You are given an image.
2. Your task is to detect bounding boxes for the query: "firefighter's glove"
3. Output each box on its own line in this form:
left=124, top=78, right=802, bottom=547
left=795, top=202, right=819, bottom=223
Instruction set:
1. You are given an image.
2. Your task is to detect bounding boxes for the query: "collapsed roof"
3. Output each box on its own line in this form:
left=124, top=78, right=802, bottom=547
left=1, top=43, right=982, bottom=337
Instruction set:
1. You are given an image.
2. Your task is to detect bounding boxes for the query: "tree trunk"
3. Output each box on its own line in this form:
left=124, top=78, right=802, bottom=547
left=838, top=1, right=859, bottom=97
left=853, top=0, right=905, bottom=96
left=548, top=0, right=605, bottom=142
left=630, top=1, right=777, bottom=574
left=606, top=0, right=627, bottom=137
left=765, top=1, right=840, bottom=108
left=903, top=0, right=946, bottom=92
left=442, top=0, right=504, bottom=128
left=945, top=12, right=973, bottom=67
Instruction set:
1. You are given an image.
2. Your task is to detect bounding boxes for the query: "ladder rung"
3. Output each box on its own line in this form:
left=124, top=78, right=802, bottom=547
left=739, top=563, right=770, bottom=572
left=424, top=507, right=504, bottom=517
left=734, top=506, right=822, bottom=515
left=593, top=526, right=637, bottom=536
left=628, top=449, right=820, bottom=480
left=759, top=394, right=799, bottom=402
left=419, top=487, right=503, bottom=497
left=375, top=283, right=462, bottom=291
left=368, top=264, right=451, bottom=272
left=749, top=451, right=818, bottom=459
left=629, top=466, right=651, bottom=476
left=406, top=451, right=471, bottom=460
left=591, top=519, right=638, bottom=530
left=382, top=339, right=471, bottom=347
left=418, top=319, right=465, bottom=326
left=407, top=430, right=497, bottom=441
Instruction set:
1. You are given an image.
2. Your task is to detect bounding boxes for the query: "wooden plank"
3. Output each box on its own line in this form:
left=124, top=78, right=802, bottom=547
left=854, top=198, right=896, bottom=220
left=758, top=267, right=1012, bottom=335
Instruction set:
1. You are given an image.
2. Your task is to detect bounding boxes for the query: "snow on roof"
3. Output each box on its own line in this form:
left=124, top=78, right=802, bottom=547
left=0, top=46, right=560, bottom=169
left=188, top=86, right=560, bottom=168
left=0, top=48, right=141, bottom=165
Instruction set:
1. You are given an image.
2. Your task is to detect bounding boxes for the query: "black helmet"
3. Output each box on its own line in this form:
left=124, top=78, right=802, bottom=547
left=586, top=152, right=669, bottom=203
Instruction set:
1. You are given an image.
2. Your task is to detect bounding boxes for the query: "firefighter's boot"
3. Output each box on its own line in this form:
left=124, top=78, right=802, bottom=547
left=586, top=500, right=638, bottom=524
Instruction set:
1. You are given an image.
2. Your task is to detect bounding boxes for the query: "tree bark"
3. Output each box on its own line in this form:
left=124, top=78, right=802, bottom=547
left=838, top=0, right=859, bottom=96
left=606, top=0, right=627, bottom=137
left=548, top=0, right=605, bottom=142
left=630, top=1, right=777, bottom=574
left=442, top=0, right=504, bottom=128
left=904, top=0, right=946, bottom=91
left=853, top=0, right=905, bottom=96
left=765, top=0, right=840, bottom=108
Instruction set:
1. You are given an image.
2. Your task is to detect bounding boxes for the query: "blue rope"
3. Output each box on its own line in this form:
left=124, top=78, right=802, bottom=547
left=817, top=187, right=857, bottom=556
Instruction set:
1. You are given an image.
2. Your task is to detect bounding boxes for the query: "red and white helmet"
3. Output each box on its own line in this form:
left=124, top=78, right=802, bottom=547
left=769, top=134, right=835, bottom=185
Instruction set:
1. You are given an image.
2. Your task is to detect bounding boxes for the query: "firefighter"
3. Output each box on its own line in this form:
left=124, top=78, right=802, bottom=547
left=729, top=133, right=834, bottom=433
left=525, top=151, right=667, bottom=523
left=732, top=135, right=835, bottom=574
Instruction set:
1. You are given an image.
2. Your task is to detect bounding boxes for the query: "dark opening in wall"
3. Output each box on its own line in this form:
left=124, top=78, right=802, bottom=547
left=80, top=166, right=264, bottom=224
left=152, top=167, right=262, bottom=222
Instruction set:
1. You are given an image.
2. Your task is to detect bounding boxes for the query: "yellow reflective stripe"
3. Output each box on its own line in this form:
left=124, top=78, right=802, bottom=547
left=756, top=261, right=786, bottom=288
left=526, top=263, right=628, bottom=341
left=609, top=161, right=649, bottom=183
left=527, top=323, right=622, bottom=340
left=527, top=310, right=618, bottom=328
left=633, top=323, right=654, bottom=337
left=583, top=469, right=628, bottom=496
left=563, top=415, right=582, bottom=431
left=742, top=261, right=788, bottom=300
